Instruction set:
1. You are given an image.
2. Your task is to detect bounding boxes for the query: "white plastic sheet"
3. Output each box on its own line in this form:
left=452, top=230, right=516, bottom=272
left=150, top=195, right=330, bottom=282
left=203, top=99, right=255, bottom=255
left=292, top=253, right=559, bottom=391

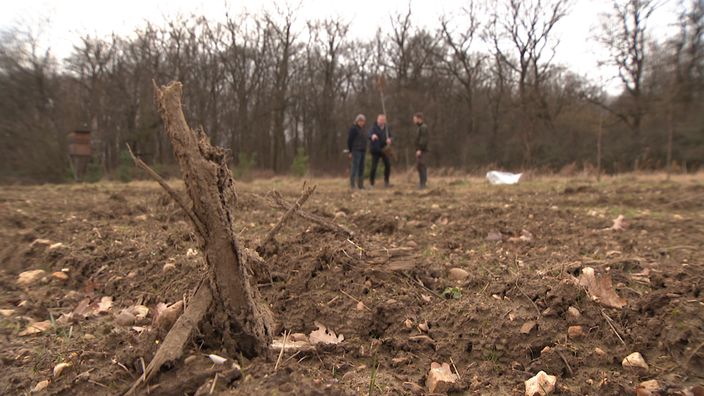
left=486, top=171, right=522, bottom=185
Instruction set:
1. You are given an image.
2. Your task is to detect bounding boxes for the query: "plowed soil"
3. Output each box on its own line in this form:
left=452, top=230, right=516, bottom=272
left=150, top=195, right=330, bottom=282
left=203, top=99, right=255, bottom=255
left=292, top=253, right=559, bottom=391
left=1, top=173, right=703, bottom=396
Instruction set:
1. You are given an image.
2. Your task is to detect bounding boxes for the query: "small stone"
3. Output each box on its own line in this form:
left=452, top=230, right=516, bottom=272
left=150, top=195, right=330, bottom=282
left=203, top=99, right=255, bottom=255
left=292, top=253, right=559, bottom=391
left=639, top=379, right=659, bottom=392
left=184, top=355, right=197, bottom=365
left=357, top=301, right=365, bottom=312
left=566, top=306, right=581, bottom=319
left=84, top=334, right=96, bottom=341
left=622, top=352, right=649, bottom=371
left=406, top=240, right=418, bottom=248
left=53, top=362, right=72, bottom=378
left=525, top=371, right=557, bottom=396
left=404, top=318, right=413, bottom=329
left=541, top=346, right=551, bottom=355
left=448, top=268, right=469, bottom=281
left=595, top=347, right=606, bottom=356
left=17, top=269, right=46, bottom=286
left=127, top=271, right=138, bottom=278
left=33, top=380, right=50, bottom=392
left=520, top=321, right=537, bottom=335
left=417, top=322, right=429, bottom=332
left=52, top=272, right=69, bottom=281
left=114, top=311, right=136, bottom=326
left=568, top=326, right=585, bottom=339
left=163, top=263, right=176, bottom=272
left=392, top=357, right=410, bottom=367
left=426, top=362, right=457, bottom=394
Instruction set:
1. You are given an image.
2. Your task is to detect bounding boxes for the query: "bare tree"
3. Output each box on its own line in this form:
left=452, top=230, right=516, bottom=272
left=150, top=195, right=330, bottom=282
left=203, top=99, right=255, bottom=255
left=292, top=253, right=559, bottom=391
left=486, top=0, right=574, bottom=166
left=594, top=0, right=663, bottom=137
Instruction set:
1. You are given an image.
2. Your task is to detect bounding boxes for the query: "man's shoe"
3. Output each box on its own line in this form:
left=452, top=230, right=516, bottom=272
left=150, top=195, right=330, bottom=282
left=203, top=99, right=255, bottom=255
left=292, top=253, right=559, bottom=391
left=384, top=182, right=394, bottom=187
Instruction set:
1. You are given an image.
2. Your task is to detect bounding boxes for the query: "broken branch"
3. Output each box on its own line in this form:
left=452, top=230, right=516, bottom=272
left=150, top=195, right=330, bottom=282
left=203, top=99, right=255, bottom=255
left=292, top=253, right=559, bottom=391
left=267, top=190, right=354, bottom=236
left=260, top=183, right=317, bottom=248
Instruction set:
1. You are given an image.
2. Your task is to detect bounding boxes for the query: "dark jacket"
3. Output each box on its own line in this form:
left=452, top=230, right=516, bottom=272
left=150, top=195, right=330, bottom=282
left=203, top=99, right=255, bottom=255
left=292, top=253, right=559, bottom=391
left=415, top=122, right=429, bottom=152
left=368, top=122, right=393, bottom=153
left=348, top=124, right=367, bottom=152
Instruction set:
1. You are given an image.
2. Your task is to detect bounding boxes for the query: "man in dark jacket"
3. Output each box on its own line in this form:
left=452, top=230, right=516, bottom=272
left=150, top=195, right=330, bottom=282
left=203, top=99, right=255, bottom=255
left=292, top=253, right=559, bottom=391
left=368, top=114, right=393, bottom=187
left=414, top=112, right=429, bottom=189
left=347, top=114, right=367, bottom=189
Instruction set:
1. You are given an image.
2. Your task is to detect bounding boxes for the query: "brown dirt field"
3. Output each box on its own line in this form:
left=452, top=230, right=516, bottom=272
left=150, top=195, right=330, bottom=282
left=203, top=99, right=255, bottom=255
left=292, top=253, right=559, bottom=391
left=1, top=172, right=703, bottom=395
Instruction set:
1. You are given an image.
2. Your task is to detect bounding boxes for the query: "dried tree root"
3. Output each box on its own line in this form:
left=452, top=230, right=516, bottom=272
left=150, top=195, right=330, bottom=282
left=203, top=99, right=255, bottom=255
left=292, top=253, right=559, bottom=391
left=260, top=183, right=317, bottom=248
left=125, top=280, right=213, bottom=395
left=126, top=81, right=274, bottom=394
left=267, top=190, right=354, bottom=236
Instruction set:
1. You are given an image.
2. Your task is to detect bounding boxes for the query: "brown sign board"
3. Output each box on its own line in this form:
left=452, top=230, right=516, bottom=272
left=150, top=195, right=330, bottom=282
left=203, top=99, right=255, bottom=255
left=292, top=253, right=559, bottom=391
left=68, top=131, right=91, bottom=156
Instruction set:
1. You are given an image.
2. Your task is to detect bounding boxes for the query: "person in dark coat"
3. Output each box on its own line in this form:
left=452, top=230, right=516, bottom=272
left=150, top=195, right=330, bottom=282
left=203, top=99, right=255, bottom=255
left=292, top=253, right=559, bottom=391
left=413, top=112, right=429, bottom=189
left=368, top=114, right=393, bottom=187
left=347, top=114, right=367, bottom=189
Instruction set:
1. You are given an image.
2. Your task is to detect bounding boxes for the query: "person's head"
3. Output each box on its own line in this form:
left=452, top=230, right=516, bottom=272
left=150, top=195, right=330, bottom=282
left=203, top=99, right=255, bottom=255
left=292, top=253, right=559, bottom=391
left=355, top=114, right=366, bottom=127
left=377, top=114, right=386, bottom=127
left=413, top=112, right=423, bottom=125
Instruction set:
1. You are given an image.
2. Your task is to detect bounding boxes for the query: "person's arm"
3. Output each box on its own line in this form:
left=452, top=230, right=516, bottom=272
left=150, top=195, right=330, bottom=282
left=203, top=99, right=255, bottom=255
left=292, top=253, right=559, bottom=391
left=347, top=126, right=356, bottom=152
left=369, top=126, right=378, bottom=141
left=418, top=124, right=428, bottom=152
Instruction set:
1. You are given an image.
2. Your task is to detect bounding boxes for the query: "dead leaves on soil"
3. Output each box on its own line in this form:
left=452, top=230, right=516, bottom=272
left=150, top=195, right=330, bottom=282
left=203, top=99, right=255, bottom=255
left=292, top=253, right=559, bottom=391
left=309, top=321, right=344, bottom=345
left=579, top=267, right=627, bottom=309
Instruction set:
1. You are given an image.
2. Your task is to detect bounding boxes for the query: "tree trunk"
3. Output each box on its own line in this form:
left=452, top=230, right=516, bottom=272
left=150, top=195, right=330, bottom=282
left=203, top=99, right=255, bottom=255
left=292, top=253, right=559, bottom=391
left=153, top=81, right=273, bottom=358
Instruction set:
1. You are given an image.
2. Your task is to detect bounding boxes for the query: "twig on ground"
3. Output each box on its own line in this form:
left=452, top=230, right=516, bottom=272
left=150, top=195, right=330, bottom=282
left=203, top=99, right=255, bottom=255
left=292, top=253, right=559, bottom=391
left=686, top=341, right=704, bottom=366
left=515, top=277, right=541, bottom=319
left=667, top=193, right=704, bottom=206
left=600, top=309, right=626, bottom=345
left=347, top=239, right=365, bottom=258
left=340, top=289, right=372, bottom=311
left=556, top=349, right=574, bottom=377
left=275, top=331, right=290, bottom=371
left=209, top=373, right=219, bottom=395
left=450, top=356, right=461, bottom=380
left=267, top=190, right=354, bottom=236
left=260, top=183, right=317, bottom=248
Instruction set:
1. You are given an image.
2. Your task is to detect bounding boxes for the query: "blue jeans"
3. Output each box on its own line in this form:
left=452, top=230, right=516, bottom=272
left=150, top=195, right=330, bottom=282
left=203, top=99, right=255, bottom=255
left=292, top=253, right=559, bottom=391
left=350, top=150, right=365, bottom=187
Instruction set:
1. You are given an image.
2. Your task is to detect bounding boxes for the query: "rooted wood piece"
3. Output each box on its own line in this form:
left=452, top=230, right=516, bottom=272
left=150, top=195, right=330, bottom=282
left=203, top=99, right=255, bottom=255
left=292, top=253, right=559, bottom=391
left=152, top=81, right=273, bottom=357
left=126, top=280, right=213, bottom=395
left=268, top=190, right=354, bottom=236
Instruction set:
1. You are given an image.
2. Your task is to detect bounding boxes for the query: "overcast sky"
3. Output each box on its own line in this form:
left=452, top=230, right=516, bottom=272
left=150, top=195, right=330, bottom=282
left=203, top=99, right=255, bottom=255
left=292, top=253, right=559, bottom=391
left=0, top=0, right=679, bottom=93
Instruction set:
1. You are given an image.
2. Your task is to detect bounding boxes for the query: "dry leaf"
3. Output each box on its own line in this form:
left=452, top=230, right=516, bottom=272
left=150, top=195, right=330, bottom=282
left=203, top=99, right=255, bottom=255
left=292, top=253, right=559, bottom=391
left=19, top=320, right=51, bottom=336
left=309, top=321, right=344, bottom=345
left=94, top=296, right=113, bottom=315
left=156, top=300, right=184, bottom=330
left=73, top=298, right=92, bottom=318
left=579, top=267, right=627, bottom=309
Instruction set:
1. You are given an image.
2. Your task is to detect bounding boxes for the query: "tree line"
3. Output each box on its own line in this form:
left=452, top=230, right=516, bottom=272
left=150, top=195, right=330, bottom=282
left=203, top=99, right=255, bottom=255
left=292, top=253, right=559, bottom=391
left=1, top=0, right=702, bottom=183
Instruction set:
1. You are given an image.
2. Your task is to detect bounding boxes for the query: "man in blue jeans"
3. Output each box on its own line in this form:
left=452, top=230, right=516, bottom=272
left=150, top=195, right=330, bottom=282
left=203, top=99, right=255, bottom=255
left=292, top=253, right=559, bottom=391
left=368, top=114, right=393, bottom=188
left=347, top=114, right=367, bottom=189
